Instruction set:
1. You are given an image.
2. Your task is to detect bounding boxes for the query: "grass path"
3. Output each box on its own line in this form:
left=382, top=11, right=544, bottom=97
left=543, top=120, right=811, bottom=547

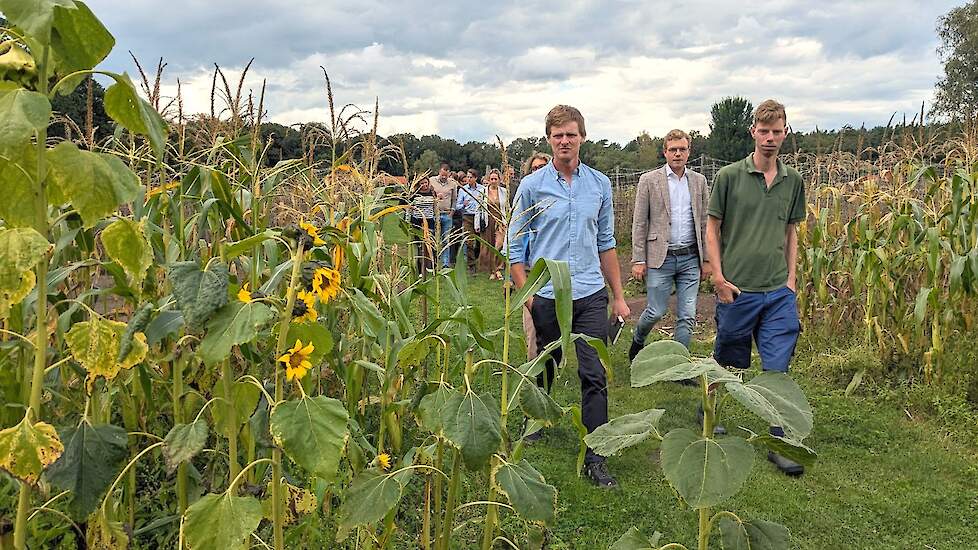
left=452, top=272, right=978, bottom=549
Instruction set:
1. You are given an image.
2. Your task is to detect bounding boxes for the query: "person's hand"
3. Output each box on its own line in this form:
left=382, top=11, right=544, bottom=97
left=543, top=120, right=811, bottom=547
left=715, top=278, right=740, bottom=304
left=786, top=278, right=796, bottom=292
left=630, top=263, right=646, bottom=280
left=612, top=297, right=630, bottom=319
left=700, top=262, right=712, bottom=282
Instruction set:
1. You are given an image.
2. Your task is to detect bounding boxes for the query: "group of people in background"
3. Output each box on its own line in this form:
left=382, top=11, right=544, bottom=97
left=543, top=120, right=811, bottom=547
left=408, top=98, right=806, bottom=489
left=407, top=157, right=544, bottom=280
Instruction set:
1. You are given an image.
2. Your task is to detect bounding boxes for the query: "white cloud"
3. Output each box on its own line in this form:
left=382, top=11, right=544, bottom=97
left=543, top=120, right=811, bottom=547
left=86, top=0, right=960, bottom=144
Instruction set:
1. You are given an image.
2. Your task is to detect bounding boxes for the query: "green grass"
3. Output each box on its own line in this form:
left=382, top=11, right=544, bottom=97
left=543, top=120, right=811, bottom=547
left=450, top=271, right=978, bottom=550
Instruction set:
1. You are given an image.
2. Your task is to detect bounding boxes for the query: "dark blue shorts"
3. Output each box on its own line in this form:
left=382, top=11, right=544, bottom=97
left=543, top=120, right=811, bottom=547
left=713, top=286, right=801, bottom=372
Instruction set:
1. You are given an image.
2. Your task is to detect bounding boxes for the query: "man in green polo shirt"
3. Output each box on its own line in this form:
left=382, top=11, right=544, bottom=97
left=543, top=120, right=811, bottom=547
left=705, top=99, right=806, bottom=476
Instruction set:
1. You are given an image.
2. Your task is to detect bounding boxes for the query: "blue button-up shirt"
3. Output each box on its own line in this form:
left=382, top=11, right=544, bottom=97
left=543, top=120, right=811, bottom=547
left=455, top=184, right=484, bottom=215
left=508, top=161, right=616, bottom=299
left=666, top=165, right=696, bottom=249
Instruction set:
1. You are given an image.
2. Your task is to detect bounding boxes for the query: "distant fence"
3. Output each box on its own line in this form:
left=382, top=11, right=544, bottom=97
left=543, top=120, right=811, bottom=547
left=610, top=155, right=732, bottom=238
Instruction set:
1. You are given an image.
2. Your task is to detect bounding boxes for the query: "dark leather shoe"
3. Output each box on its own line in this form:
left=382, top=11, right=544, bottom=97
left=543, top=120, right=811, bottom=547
left=696, top=405, right=727, bottom=436
left=584, top=461, right=618, bottom=489
left=768, top=451, right=805, bottom=477
left=628, top=340, right=644, bottom=363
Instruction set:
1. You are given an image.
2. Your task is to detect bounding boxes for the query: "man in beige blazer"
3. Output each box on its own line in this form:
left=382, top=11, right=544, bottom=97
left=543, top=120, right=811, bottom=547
left=629, top=129, right=711, bottom=362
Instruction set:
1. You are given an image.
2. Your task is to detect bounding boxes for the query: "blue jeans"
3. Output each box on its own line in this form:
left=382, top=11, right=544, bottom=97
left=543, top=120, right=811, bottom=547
left=437, top=213, right=453, bottom=267
left=713, top=286, right=800, bottom=372
left=633, top=253, right=700, bottom=349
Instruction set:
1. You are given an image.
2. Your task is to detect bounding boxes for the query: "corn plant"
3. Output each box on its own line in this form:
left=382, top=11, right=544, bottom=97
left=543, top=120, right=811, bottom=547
left=589, top=340, right=816, bottom=550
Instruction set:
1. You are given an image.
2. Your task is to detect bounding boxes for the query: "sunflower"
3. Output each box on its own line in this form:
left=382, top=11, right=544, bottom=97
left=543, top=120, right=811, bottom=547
left=311, top=267, right=341, bottom=304
left=376, top=453, right=391, bottom=472
left=237, top=283, right=254, bottom=303
left=278, top=339, right=315, bottom=382
left=299, top=220, right=326, bottom=247
left=293, top=290, right=318, bottom=323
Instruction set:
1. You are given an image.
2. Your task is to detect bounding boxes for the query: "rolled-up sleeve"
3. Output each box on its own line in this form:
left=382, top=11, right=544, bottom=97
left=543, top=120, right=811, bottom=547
left=596, top=178, right=616, bottom=253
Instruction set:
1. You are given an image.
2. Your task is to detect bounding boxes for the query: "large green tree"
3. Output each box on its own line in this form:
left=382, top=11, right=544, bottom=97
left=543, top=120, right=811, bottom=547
left=932, top=1, right=978, bottom=121
left=707, top=97, right=754, bottom=162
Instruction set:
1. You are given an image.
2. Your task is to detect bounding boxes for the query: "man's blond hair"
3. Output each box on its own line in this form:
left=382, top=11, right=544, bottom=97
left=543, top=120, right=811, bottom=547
left=753, top=99, right=787, bottom=127
left=545, top=105, right=586, bottom=138
left=663, top=129, right=690, bottom=146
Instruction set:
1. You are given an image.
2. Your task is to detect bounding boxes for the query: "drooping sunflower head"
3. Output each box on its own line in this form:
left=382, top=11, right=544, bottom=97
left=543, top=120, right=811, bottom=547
left=293, top=290, right=318, bottom=323
left=278, top=339, right=315, bottom=382
left=311, top=267, right=341, bottom=304
left=299, top=220, right=326, bottom=247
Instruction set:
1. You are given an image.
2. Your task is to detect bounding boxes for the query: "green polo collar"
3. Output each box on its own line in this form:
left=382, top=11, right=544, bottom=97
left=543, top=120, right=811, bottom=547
left=745, top=153, right=787, bottom=184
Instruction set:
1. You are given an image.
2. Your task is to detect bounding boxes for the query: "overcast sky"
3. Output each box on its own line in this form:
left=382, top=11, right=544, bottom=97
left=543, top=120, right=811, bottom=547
left=87, top=0, right=960, bottom=144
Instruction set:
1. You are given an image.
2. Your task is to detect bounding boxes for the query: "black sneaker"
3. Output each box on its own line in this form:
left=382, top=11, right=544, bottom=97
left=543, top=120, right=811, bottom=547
left=696, top=405, right=727, bottom=436
left=584, top=461, right=618, bottom=489
left=768, top=451, right=805, bottom=477
left=628, top=340, right=644, bottom=363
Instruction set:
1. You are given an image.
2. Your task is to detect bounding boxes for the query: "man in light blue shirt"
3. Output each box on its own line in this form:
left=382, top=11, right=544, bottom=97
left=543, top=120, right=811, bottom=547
left=509, top=105, right=630, bottom=489
left=456, top=169, right=485, bottom=270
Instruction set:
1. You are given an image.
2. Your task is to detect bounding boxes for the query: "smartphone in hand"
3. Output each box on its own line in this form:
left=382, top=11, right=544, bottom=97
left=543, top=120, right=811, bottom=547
left=608, top=315, right=624, bottom=345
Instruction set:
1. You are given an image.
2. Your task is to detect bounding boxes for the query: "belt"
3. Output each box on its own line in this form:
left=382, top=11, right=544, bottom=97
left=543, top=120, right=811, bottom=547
left=666, top=244, right=698, bottom=256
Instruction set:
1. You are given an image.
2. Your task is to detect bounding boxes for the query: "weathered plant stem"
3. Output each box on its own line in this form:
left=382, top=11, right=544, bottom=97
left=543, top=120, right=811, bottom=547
left=438, top=448, right=462, bottom=550
left=432, top=440, right=444, bottom=549
left=174, top=354, right=188, bottom=514
left=222, top=359, right=240, bottom=484
left=698, top=375, right=715, bottom=550
left=14, top=44, right=51, bottom=550
left=271, top=241, right=305, bottom=550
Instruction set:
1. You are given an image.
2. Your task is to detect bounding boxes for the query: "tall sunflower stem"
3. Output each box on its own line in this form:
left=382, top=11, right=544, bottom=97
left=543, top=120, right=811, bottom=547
left=271, top=241, right=306, bottom=550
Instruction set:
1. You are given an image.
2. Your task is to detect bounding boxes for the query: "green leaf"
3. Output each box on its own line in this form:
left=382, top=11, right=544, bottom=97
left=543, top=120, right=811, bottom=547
left=718, top=517, right=790, bottom=550
left=46, top=421, right=127, bottom=519
left=583, top=409, right=664, bottom=457
left=46, top=142, right=140, bottom=228
left=103, top=73, right=168, bottom=158
left=336, top=468, right=413, bottom=538
left=0, top=412, right=63, bottom=484
left=544, top=258, right=573, bottom=352
left=0, top=0, right=74, bottom=43
left=416, top=384, right=452, bottom=435
left=183, top=492, right=263, bottom=550
left=270, top=395, right=349, bottom=482
left=198, top=301, right=274, bottom=366
left=441, top=391, right=501, bottom=470
left=350, top=288, right=385, bottom=339
left=660, top=429, right=753, bottom=508
left=493, top=459, right=556, bottom=525
left=568, top=404, right=588, bottom=476
left=725, top=372, right=813, bottom=441
left=752, top=433, right=817, bottom=468
left=65, top=318, right=148, bottom=390
left=518, top=381, right=563, bottom=427
left=212, top=381, right=260, bottom=435
left=914, top=287, right=932, bottom=325
left=47, top=0, right=114, bottom=77
left=162, top=421, right=208, bottom=472
left=0, top=141, right=39, bottom=228
left=223, top=229, right=279, bottom=261
left=100, top=218, right=152, bottom=286
left=144, top=310, right=183, bottom=345
left=285, top=321, right=333, bottom=366
left=0, top=88, right=50, bottom=153
left=167, top=260, right=229, bottom=331
left=630, top=339, right=702, bottom=387
left=118, top=302, right=154, bottom=361
left=609, top=526, right=663, bottom=550
left=0, top=227, right=51, bottom=317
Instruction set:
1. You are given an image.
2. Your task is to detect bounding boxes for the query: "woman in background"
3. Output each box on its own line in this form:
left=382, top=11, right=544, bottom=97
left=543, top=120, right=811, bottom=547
left=409, top=176, right=437, bottom=274
left=479, top=168, right=509, bottom=279
left=517, top=152, right=551, bottom=360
